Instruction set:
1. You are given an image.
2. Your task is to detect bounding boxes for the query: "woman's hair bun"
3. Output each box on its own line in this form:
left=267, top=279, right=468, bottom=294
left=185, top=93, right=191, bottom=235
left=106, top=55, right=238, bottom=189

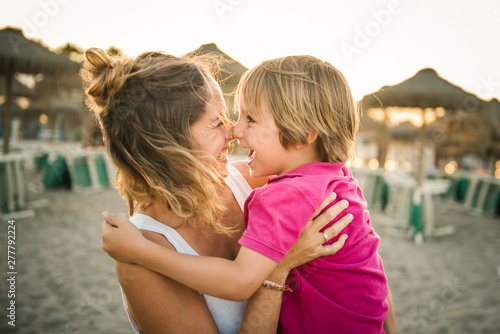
left=81, top=48, right=133, bottom=112
left=85, top=47, right=110, bottom=72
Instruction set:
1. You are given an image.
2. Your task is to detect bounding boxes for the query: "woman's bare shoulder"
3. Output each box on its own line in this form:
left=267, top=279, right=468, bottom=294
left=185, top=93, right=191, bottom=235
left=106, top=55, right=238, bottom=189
left=115, top=230, right=219, bottom=333
left=141, top=229, right=173, bottom=248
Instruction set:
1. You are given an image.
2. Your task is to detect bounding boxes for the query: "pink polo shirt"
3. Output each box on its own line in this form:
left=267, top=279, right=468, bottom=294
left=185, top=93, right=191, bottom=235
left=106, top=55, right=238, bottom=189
left=239, top=162, right=388, bottom=334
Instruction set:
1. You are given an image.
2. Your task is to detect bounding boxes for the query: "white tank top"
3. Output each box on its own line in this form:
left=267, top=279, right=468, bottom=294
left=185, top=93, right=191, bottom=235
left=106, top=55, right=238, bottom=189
left=122, top=163, right=253, bottom=334
left=225, top=163, right=253, bottom=211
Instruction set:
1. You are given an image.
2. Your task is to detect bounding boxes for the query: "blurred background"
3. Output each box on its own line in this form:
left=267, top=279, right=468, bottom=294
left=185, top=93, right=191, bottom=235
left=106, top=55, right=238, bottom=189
left=1, top=1, right=499, bottom=333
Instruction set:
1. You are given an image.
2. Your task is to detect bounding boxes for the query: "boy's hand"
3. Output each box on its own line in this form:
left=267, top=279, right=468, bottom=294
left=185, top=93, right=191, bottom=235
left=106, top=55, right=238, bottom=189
left=101, top=212, right=149, bottom=264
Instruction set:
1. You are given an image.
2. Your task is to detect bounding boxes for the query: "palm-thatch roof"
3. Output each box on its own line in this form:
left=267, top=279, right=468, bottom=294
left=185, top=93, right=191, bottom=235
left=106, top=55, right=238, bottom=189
left=358, top=68, right=494, bottom=183
left=0, top=26, right=80, bottom=153
left=0, top=75, right=35, bottom=97
left=0, top=102, right=25, bottom=116
left=360, top=68, right=484, bottom=112
left=184, top=43, right=247, bottom=94
left=0, top=27, right=79, bottom=74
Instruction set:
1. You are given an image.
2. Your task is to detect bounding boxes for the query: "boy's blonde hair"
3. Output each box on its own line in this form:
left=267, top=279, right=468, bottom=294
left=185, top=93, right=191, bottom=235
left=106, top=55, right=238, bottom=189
left=237, top=55, right=358, bottom=163
left=81, top=48, right=233, bottom=235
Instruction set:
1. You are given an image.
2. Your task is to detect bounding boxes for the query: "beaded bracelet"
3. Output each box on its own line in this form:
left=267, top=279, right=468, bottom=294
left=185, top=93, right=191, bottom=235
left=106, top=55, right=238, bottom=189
left=262, top=280, right=293, bottom=292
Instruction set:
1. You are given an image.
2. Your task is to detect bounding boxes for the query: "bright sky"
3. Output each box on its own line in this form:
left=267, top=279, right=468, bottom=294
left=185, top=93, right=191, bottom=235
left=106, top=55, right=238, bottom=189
left=1, top=0, right=499, bottom=101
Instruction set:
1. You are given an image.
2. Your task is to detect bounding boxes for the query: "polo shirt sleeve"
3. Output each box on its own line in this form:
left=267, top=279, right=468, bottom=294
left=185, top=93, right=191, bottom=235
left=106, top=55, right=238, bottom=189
left=238, top=184, right=316, bottom=262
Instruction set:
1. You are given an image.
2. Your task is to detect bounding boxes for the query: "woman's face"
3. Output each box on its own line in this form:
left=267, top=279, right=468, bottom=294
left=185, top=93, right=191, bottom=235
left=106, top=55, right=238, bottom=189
left=190, top=77, right=233, bottom=166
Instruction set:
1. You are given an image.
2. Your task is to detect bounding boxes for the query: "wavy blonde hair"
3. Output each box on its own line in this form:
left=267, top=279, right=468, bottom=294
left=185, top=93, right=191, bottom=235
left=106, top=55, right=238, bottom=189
left=237, top=55, right=358, bottom=163
left=81, top=48, right=232, bottom=234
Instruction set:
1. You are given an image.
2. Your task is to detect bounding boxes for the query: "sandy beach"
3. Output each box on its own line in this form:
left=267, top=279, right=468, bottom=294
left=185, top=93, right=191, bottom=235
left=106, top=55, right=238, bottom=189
left=1, top=171, right=499, bottom=333
left=1, top=187, right=131, bottom=334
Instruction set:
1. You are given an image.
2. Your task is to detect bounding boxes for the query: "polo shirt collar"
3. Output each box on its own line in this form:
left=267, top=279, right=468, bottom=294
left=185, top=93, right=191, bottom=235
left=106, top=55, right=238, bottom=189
left=268, top=162, right=347, bottom=184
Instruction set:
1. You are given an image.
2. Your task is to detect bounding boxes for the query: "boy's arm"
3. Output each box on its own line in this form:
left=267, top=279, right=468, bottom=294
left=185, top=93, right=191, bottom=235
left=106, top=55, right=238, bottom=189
left=142, top=242, right=276, bottom=301
left=102, top=213, right=277, bottom=301
left=101, top=193, right=350, bottom=303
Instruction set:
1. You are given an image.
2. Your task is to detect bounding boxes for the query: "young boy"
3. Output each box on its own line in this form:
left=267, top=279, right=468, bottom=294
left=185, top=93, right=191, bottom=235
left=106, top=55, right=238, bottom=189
left=103, top=55, right=393, bottom=333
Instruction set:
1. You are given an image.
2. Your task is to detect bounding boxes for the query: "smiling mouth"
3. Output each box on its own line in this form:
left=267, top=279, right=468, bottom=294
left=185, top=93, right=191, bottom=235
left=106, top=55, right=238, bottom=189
left=217, top=148, right=229, bottom=161
left=247, top=150, right=255, bottom=164
left=217, top=147, right=229, bottom=162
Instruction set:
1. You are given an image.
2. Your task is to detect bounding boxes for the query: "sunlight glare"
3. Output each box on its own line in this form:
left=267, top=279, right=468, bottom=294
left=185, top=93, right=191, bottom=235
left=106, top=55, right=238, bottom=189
left=384, top=159, right=399, bottom=171
left=445, top=161, right=457, bottom=175
left=368, top=159, right=379, bottom=170
left=39, top=114, right=48, bottom=124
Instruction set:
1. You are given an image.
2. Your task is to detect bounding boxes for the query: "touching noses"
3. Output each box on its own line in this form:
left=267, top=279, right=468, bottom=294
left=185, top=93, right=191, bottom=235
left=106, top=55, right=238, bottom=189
left=221, top=120, right=235, bottom=142
left=232, top=119, right=243, bottom=140
left=225, top=124, right=234, bottom=141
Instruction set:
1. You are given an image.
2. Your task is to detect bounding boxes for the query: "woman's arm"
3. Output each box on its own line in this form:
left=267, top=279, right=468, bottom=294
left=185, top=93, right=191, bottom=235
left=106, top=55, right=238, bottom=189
left=238, top=197, right=353, bottom=333
left=384, top=289, right=396, bottom=334
left=238, top=262, right=288, bottom=334
left=117, top=231, right=220, bottom=333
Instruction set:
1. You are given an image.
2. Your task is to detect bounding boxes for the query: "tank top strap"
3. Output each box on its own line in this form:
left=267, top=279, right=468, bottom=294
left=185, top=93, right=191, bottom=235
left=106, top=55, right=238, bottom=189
left=224, top=163, right=253, bottom=211
left=129, top=214, right=198, bottom=255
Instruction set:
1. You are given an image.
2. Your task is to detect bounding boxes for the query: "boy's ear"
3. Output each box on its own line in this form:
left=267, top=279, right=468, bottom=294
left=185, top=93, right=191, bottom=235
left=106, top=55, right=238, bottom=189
left=306, top=131, right=318, bottom=144
left=296, top=131, right=319, bottom=149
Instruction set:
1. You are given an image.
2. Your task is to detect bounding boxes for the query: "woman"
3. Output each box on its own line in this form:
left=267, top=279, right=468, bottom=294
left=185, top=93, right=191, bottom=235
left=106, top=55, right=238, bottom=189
left=82, top=48, right=352, bottom=333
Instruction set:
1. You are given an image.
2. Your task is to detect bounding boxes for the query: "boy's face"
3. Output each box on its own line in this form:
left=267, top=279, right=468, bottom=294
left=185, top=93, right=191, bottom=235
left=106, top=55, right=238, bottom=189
left=233, top=99, right=293, bottom=178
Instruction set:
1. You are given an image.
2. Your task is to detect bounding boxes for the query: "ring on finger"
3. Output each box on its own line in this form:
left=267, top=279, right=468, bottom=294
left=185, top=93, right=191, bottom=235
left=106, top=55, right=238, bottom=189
left=322, top=231, right=329, bottom=243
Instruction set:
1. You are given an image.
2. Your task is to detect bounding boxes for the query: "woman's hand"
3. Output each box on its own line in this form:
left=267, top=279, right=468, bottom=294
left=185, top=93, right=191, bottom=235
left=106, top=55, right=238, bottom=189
left=101, top=212, right=151, bottom=264
left=279, top=192, right=353, bottom=272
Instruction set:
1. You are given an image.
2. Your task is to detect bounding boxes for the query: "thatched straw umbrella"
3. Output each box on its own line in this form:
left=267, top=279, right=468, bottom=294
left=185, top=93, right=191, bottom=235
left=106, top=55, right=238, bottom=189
left=360, top=68, right=483, bottom=110
left=0, top=74, right=36, bottom=139
left=359, top=68, right=487, bottom=185
left=33, top=73, right=85, bottom=141
left=184, top=43, right=247, bottom=117
left=484, top=98, right=500, bottom=170
left=0, top=75, right=35, bottom=98
left=185, top=43, right=248, bottom=156
left=0, top=26, right=79, bottom=153
left=184, top=43, right=247, bottom=93
left=0, top=102, right=25, bottom=117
